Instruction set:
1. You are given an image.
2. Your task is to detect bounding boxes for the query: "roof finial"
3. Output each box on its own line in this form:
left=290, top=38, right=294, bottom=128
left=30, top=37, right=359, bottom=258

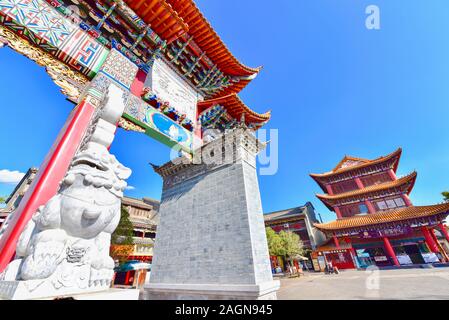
left=149, top=162, right=160, bottom=170
left=238, top=112, right=248, bottom=129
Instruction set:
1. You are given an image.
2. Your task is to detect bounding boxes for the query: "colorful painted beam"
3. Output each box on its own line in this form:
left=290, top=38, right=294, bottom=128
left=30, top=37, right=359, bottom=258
left=0, top=0, right=109, bottom=77
left=124, top=95, right=194, bottom=153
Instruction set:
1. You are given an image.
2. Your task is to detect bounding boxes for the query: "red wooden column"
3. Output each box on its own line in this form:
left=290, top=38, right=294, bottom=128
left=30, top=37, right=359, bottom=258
left=439, top=223, right=449, bottom=243
left=334, top=207, right=342, bottom=219
left=382, top=237, right=399, bottom=266
left=354, top=177, right=364, bottom=189
left=326, top=184, right=342, bottom=218
left=430, top=228, right=445, bottom=256
left=387, top=167, right=414, bottom=207
left=364, top=200, right=376, bottom=214
left=333, top=235, right=341, bottom=249
left=387, top=169, right=397, bottom=181
left=433, top=225, right=449, bottom=261
left=421, top=226, right=440, bottom=253
left=430, top=228, right=439, bottom=245
left=124, top=271, right=131, bottom=285
left=355, top=177, right=376, bottom=214
left=402, top=194, right=413, bottom=207
left=0, top=99, right=96, bottom=272
left=345, top=237, right=359, bottom=268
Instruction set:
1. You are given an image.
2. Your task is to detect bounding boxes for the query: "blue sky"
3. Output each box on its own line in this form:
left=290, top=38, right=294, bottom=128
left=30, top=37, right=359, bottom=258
left=1, top=0, right=449, bottom=222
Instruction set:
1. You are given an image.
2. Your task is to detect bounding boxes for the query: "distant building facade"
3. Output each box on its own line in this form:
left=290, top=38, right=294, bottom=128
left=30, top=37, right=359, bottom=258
left=0, top=168, right=38, bottom=229
left=0, top=168, right=160, bottom=263
left=311, top=148, right=449, bottom=270
left=264, top=202, right=326, bottom=271
left=121, top=196, right=160, bottom=263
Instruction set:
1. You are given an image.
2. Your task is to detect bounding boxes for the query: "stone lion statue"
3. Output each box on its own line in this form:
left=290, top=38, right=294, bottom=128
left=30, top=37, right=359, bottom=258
left=1, top=140, right=131, bottom=292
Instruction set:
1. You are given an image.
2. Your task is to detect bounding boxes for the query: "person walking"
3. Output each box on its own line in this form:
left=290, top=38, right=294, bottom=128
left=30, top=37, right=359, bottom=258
left=326, top=260, right=334, bottom=274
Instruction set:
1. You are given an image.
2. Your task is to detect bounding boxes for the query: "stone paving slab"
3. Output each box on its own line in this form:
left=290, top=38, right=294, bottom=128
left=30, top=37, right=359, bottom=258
left=277, top=268, right=449, bottom=300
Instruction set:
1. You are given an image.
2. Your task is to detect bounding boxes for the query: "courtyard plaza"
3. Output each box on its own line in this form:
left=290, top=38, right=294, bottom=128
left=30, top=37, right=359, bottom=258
left=277, top=267, right=449, bottom=300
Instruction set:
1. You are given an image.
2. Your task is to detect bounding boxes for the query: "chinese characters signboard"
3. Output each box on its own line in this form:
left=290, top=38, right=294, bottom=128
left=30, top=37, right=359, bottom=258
left=359, top=225, right=413, bottom=239
left=146, top=58, right=199, bottom=122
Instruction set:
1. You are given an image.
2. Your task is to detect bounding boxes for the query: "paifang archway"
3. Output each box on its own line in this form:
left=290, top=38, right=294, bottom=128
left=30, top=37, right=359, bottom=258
left=0, top=0, right=278, bottom=300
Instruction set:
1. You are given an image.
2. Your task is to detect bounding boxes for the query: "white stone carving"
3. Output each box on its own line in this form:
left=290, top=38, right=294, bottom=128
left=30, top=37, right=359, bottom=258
left=0, top=84, right=131, bottom=300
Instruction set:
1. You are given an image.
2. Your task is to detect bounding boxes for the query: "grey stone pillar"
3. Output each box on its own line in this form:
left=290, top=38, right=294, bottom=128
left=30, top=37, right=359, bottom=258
left=143, top=128, right=279, bottom=300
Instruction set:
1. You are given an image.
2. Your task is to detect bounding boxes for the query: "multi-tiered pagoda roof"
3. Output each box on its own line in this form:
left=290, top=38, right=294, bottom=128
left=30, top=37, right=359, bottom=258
left=311, top=148, right=449, bottom=236
left=316, top=171, right=417, bottom=210
left=310, top=148, right=402, bottom=191
left=309, top=149, right=449, bottom=270
left=316, top=203, right=449, bottom=235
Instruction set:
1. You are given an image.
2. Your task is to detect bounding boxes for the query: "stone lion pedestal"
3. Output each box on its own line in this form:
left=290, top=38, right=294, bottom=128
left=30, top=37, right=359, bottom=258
left=143, top=129, right=279, bottom=300
left=0, top=280, right=140, bottom=300
left=0, top=77, right=137, bottom=300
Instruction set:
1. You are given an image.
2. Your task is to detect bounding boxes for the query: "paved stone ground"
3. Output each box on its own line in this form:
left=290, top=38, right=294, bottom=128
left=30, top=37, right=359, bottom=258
left=277, top=268, right=449, bottom=300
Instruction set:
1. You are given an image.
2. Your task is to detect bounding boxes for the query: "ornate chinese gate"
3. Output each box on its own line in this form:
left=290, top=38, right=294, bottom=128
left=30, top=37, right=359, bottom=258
left=0, top=0, right=278, bottom=300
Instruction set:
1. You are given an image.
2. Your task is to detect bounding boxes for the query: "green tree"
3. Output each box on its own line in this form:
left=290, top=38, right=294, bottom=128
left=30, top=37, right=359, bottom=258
left=442, top=191, right=449, bottom=202
left=110, top=206, right=135, bottom=264
left=266, top=227, right=306, bottom=269
left=0, top=196, right=6, bottom=204
left=278, top=230, right=304, bottom=267
left=111, top=206, right=134, bottom=245
left=266, top=227, right=284, bottom=257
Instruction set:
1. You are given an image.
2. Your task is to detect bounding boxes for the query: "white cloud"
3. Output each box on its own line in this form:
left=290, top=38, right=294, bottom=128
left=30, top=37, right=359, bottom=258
left=0, top=169, right=25, bottom=184
left=125, top=185, right=135, bottom=190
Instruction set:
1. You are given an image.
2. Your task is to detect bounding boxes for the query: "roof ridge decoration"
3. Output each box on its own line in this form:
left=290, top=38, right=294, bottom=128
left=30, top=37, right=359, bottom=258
left=332, top=155, right=370, bottom=172
left=314, top=202, right=449, bottom=232
left=264, top=207, right=307, bottom=220
left=310, top=148, right=403, bottom=179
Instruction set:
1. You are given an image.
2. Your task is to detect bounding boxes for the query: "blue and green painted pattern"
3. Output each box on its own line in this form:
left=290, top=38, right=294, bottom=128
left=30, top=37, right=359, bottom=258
left=0, top=0, right=110, bottom=78
left=124, top=95, right=194, bottom=153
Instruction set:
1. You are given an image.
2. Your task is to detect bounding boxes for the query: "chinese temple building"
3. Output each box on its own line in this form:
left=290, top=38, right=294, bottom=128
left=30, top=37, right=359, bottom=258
left=310, top=148, right=449, bottom=269
left=121, top=196, right=159, bottom=263
left=264, top=202, right=326, bottom=271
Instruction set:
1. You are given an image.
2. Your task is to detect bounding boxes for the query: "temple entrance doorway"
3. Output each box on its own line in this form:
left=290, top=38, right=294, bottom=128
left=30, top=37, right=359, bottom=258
left=403, top=244, right=425, bottom=264
left=355, top=249, right=376, bottom=268
left=365, top=247, right=392, bottom=267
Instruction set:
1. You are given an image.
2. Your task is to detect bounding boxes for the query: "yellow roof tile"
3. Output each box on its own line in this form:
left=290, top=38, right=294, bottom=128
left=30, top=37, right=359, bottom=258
left=310, top=148, right=402, bottom=179
left=314, top=203, right=449, bottom=231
